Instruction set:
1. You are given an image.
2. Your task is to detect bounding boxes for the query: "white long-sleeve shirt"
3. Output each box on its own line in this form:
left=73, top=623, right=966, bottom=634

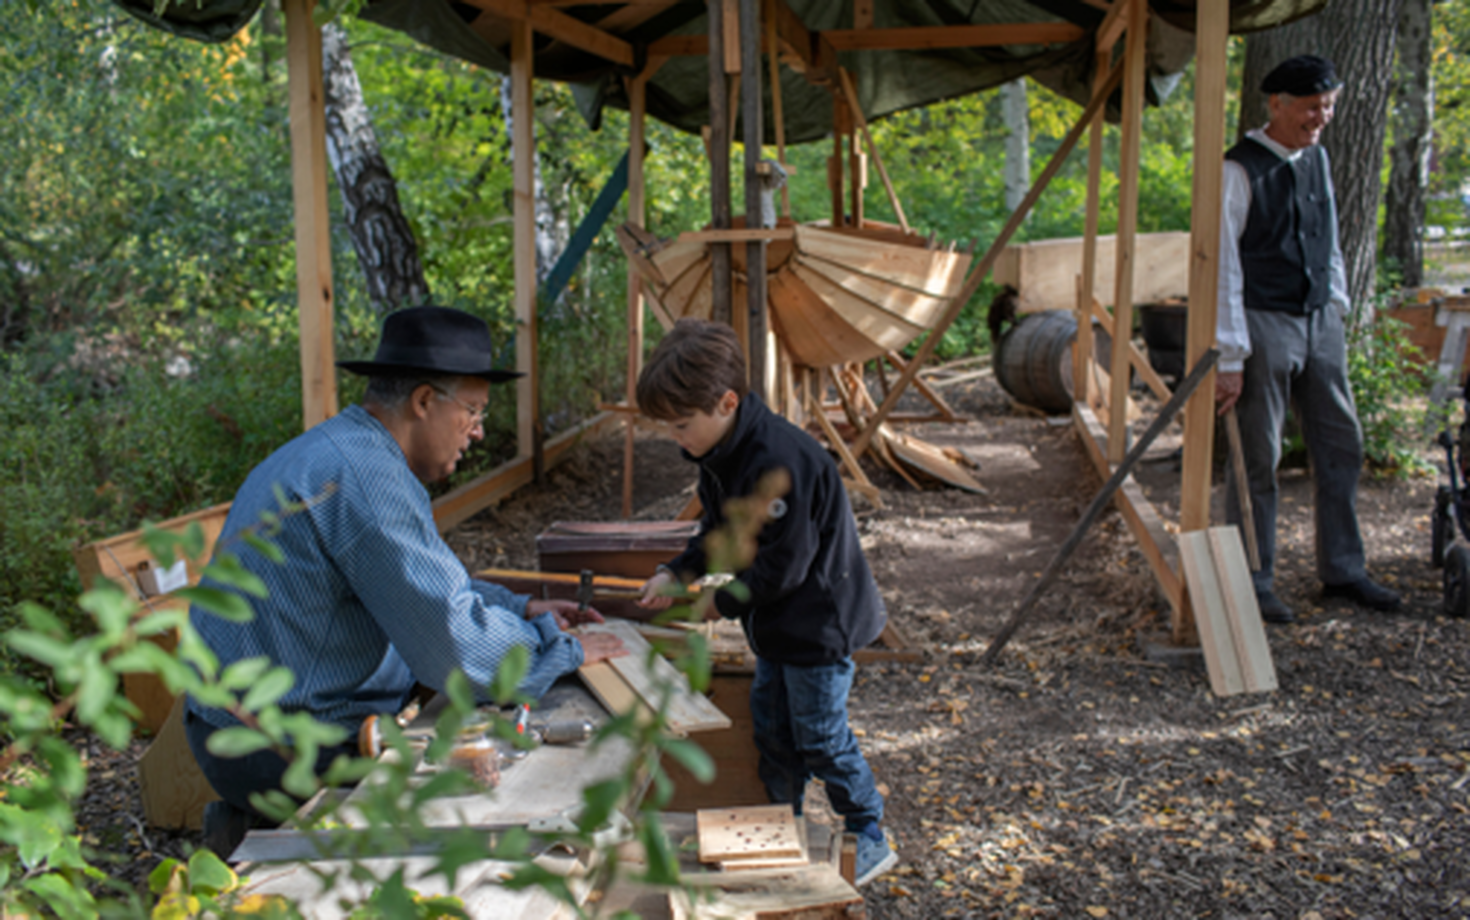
left=1216, top=127, right=1350, bottom=372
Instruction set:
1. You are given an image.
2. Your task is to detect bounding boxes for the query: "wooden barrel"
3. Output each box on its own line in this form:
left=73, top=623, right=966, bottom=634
left=995, top=311, right=1115, bottom=414
left=996, top=310, right=1077, bottom=414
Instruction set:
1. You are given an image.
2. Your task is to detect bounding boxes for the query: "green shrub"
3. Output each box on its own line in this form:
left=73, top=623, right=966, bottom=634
left=1348, top=303, right=1434, bottom=477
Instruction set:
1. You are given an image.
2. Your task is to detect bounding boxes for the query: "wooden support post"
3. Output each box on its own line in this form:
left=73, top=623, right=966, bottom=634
left=838, top=67, right=909, bottom=233
left=848, top=128, right=864, bottom=227
left=511, top=20, right=541, bottom=473
left=1180, top=0, right=1229, bottom=537
left=830, top=92, right=847, bottom=226
left=764, top=0, right=790, bottom=219
left=708, top=0, right=733, bottom=324
left=623, top=73, right=648, bottom=519
left=1106, top=0, right=1147, bottom=465
left=741, top=0, right=768, bottom=400
left=283, top=0, right=337, bottom=430
left=1075, top=53, right=1108, bottom=413
left=850, top=59, right=1124, bottom=459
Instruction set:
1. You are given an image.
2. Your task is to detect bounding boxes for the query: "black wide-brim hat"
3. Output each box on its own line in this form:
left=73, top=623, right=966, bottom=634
left=337, top=306, right=522, bottom=383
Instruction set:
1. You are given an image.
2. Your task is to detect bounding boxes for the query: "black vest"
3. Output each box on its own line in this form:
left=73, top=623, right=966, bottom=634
left=1225, top=137, right=1336, bottom=315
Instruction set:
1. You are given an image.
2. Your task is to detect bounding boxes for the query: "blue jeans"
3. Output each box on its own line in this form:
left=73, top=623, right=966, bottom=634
left=185, top=706, right=359, bottom=820
left=749, top=656, right=883, bottom=833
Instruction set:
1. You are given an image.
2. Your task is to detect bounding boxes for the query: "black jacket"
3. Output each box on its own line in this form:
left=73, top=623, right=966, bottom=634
left=666, top=393, right=886, bottom=665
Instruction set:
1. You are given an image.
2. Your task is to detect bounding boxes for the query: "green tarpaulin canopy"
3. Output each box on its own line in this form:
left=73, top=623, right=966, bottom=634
left=116, top=0, right=1326, bottom=142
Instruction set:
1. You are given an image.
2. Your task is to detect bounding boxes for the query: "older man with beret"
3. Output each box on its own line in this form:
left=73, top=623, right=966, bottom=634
left=185, top=306, right=625, bottom=854
left=1215, top=55, right=1400, bottom=624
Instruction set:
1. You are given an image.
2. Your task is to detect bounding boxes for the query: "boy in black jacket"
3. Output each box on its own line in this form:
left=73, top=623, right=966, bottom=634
left=636, top=318, right=897, bottom=886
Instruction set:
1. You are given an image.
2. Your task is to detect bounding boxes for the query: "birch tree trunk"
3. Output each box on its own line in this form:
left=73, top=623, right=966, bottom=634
left=1239, top=0, right=1405, bottom=317
left=1383, top=0, right=1434, bottom=289
left=1002, top=78, right=1031, bottom=215
left=321, top=22, right=429, bottom=315
left=499, top=75, right=567, bottom=294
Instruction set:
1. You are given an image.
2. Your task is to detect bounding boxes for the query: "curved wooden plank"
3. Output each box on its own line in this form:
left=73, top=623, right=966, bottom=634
left=795, top=253, right=952, bottom=329
left=661, top=257, right=713, bottom=320
left=652, top=237, right=710, bottom=292
left=795, top=226, right=968, bottom=297
left=768, top=270, right=878, bottom=368
left=790, top=264, right=924, bottom=355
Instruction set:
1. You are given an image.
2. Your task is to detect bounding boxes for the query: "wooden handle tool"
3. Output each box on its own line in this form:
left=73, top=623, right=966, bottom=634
left=1224, top=407, right=1262, bottom=572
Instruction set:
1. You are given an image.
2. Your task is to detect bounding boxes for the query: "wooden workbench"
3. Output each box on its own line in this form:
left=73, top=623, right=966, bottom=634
left=231, top=679, right=637, bottom=918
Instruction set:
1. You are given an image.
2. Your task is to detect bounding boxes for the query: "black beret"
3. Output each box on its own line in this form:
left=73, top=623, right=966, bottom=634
left=1261, top=55, right=1341, bottom=96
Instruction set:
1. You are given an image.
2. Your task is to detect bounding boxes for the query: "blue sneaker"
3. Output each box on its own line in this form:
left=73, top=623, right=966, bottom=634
left=853, top=826, right=898, bottom=887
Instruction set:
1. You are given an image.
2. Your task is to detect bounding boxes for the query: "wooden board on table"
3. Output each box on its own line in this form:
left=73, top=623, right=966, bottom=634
left=238, top=853, right=578, bottom=919
left=578, top=619, right=732, bottom=735
left=697, top=804, right=802, bottom=863
left=668, top=862, right=862, bottom=920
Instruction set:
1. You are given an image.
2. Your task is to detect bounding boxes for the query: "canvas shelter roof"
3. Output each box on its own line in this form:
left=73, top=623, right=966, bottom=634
left=120, top=0, right=1325, bottom=143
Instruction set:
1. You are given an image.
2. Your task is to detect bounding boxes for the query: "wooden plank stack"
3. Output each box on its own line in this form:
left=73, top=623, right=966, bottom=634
left=1178, top=526, right=1277, bottom=697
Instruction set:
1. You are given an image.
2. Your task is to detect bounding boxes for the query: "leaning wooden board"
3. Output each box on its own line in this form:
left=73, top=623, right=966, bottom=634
left=577, top=618, right=732, bottom=735
left=1178, top=527, right=1276, bottom=697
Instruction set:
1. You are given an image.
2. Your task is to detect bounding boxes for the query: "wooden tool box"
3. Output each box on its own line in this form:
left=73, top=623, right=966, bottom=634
left=536, top=520, right=699, bottom=577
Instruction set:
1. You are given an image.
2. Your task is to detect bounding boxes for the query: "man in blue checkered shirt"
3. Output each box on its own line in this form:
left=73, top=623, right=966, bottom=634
left=184, top=307, right=624, bottom=854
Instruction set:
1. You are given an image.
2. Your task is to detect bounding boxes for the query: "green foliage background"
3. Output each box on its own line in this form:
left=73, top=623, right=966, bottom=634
left=1, top=2, right=1463, bottom=648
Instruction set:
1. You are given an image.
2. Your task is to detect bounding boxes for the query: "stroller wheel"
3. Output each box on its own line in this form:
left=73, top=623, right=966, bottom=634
left=1433, top=486, right=1454, bottom=569
left=1445, top=544, right=1470, bottom=619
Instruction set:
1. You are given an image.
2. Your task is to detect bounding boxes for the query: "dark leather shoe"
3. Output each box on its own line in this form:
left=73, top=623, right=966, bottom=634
left=1322, top=578, right=1402, bottom=612
left=1256, top=590, right=1295, bottom=624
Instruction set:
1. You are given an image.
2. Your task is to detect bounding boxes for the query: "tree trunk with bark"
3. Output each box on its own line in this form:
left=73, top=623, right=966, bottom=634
left=1002, top=78, right=1031, bottom=215
left=499, top=76, right=567, bottom=295
left=1384, top=0, right=1434, bottom=289
left=1239, top=0, right=1405, bottom=317
left=321, top=22, right=430, bottom=315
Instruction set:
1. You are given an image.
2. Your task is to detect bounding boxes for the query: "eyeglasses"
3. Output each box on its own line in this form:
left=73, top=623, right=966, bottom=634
left=428, top=384, right=486, bottom=430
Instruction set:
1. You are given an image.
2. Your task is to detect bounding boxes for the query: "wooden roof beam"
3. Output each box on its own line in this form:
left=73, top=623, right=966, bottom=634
left=464, top=0, right=634, bottom=67
left=824, top=22, right=1084, bottom=52
left=1094, top=1, right=1127, bottom=53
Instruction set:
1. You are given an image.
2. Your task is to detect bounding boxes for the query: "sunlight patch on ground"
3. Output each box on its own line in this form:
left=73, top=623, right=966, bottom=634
left=946, top=440, right=1046, bottom=475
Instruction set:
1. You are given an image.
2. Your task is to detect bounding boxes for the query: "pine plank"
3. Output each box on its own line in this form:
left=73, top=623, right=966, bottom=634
left=767, top=270, right=875, bottom=368
left=668, top=862, right=862, bottom=919
left=580, top=619, right=732, bottom=735
left=696, top=805, right=802, bottom=862
left=882, top=430, right=986, bottom=493
left=1178, top=530, right=1244, bottom=697
left=787, top=265, right=917, bottom=355
left=792, top=255, right=939, bottom=332
left=794, top=225, right=967, bottom=297
left=1206, top=527, right=1277, bottom=694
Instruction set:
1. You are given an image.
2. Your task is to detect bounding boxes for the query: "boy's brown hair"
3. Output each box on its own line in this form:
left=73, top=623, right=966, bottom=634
left=637, top=318, right=749, bottom=420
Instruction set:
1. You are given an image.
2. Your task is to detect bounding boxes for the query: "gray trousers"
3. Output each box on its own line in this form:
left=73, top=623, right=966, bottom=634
left=1224, top=307, right=1366, bottom=595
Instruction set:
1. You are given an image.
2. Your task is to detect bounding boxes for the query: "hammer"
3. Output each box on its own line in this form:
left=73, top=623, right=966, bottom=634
left=576, top=569, right=594, bottom=618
